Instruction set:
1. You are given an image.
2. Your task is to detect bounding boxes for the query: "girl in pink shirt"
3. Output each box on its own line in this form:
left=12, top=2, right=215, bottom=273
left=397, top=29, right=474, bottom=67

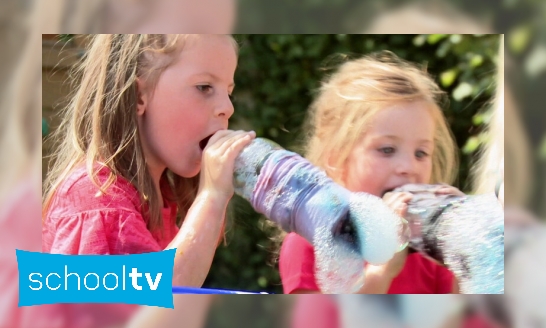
left=42, top=34, right=255, bottom=290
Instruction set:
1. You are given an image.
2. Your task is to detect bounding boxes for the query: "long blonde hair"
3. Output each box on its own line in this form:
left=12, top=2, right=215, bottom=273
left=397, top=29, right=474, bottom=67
left=303, top=51, right=458, bottom=186
left=43, top=34, right=236, bottom=232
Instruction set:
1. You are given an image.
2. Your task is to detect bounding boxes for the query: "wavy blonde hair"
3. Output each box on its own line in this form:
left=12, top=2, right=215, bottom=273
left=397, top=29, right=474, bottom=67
left=43, top=34, right=237, bottom=232
left=303, top=51, right=458, bottom=186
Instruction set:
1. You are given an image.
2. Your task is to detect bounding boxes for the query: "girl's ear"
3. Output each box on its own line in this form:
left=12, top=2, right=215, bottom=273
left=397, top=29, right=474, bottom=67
left=136, top=77, right=148, bottom=116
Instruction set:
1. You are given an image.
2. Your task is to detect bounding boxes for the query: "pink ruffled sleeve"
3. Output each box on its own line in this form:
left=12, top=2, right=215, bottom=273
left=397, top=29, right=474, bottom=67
left=42, top=166, right=179, bottom=255
left=44, top=209, right=162, bottom=255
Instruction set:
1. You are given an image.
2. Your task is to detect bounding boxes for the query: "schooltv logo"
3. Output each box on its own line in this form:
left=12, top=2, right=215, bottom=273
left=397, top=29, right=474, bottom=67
left=16, top=249, right=175, bottom=308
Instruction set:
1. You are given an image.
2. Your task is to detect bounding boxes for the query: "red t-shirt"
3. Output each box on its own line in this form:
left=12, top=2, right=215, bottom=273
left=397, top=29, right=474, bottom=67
left=43, top=165, right=179, bottom=255
left=280, top=232, right=454, bottom=294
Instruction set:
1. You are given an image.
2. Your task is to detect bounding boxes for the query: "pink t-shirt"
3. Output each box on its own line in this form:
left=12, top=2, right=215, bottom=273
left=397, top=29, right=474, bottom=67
left=35, top=166, right=179, bottom=327
left=280, top=232, right=454, bottom=294
left=43, top=165, right=179, bottom=255
left=2, top=172, right=153, bottom=328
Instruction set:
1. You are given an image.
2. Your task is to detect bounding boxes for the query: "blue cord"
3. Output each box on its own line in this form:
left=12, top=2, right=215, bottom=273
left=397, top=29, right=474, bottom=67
left=172, top=286, right=269, bottom=294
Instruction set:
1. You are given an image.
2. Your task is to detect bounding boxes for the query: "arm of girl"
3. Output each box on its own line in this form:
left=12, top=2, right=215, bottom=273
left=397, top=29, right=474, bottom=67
left=127, top=295, right=216, bottom=328
left=358, top=192, right=412, bottom=294
left=167, top=130, right=255, bottom=287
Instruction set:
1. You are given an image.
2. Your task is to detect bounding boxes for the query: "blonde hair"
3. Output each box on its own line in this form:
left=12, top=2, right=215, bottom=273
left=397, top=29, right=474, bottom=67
left=43, top=34, right=237, bottom=232
left=472, top=36, right=529, bottom=205
left=0, top=0, right=42, bottom=204
left=303, top=51, right=458, bottom=186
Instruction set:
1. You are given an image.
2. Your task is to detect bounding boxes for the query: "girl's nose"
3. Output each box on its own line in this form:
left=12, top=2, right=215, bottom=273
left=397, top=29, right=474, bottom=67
left=216, top=94, right=234, bottom=119
left=395, top=154, right=418, bottom=179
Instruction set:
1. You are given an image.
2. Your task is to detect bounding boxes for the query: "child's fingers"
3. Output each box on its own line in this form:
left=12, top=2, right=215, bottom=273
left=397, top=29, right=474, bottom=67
left=395, top=202, right=409, bottom=217
left=383, top=194, right=408, bottom=208
left=383, top=192, right=413, bottom=217
left=205, top=130, right=245, bottom=151
left=434, top=185, right=465, bottom=197
left=383, top=191, right=412, bottom=204
left=214, top=131, right=255, bottom=156
left=222, top=132, right=255, bottom=160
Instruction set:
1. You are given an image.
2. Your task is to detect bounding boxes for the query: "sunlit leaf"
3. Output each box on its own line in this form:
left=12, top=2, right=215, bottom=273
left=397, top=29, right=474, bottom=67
left=472, top=113, right=485, bottom=126
left=524, top=45, right=546, bottom=78
left=436, top=41, right=451, bottom=58
left=413, top=35, right=426, bottom=47
left=450, top=34, right=462, bottom=44
left=258, top=276, right=268, bottom=288
left=440, top=69, right=458, bottom=87
left=509, top=25, right=532, bottom=54
left=470, top=54, right=484, bottom=67
left=453, top=82, right=473, bottom=101
left=463, top=136, right=481, bottom=154
left=427, top=34, right=447, bottom=44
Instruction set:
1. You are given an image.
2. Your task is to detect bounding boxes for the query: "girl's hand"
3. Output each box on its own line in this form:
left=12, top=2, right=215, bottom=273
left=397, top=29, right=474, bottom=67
left=433, top=184, right=465, bottom=197
left=359, top=191, right=412, bottom=294
left=383, top=191, right=412, bottom=218
left=377, top=191, right=413, bottom=279
left=198, top=130, right=256, bottom=202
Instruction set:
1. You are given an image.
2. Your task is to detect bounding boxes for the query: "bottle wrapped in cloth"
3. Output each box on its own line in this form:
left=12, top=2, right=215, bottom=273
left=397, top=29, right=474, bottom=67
left=233, top=138, right=409, bottom=293
left=394, top=184, right=504, bottom=294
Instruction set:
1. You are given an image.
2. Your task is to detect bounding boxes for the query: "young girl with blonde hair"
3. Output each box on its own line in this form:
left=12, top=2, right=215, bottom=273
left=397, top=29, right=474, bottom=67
left=42, top=34, right=255, bottom=290
left=280, top=51, right=461, bottom=294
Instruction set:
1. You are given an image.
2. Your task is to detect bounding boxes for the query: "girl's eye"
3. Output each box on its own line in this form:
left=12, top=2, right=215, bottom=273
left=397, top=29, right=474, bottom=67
left=379, top=147, right=395, bottom=155
left=416, top=150, right=429, bottom=158
left=229, top=94, right=235, bottom=102
left=196, top=85, right=213, bottom=93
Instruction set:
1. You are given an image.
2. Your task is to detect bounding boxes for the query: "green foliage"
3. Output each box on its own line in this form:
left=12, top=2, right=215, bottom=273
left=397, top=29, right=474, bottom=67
left=203, top=35, right=499, bottom=294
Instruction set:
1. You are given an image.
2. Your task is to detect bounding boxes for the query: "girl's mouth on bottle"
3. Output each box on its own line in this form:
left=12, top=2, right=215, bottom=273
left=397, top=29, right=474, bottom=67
left=199, top=134, right=214, bottom=150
